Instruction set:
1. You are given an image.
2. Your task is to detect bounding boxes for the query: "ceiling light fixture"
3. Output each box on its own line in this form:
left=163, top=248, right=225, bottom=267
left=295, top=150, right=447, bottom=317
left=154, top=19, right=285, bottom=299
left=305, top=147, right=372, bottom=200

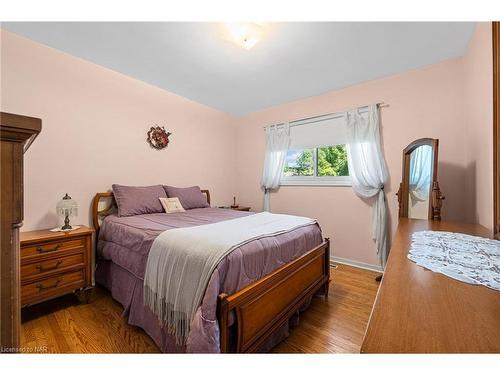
left=223, top=22, right=265, bottom=50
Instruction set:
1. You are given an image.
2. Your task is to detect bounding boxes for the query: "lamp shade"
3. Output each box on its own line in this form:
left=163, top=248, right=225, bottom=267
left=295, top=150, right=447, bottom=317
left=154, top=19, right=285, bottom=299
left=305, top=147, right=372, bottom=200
left=56, top=193, right=78, bottom=218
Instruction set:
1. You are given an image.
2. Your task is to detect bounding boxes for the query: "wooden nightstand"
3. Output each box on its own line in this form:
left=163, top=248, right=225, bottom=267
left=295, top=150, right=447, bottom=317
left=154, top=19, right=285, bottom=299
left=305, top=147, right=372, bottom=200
left=218, top=206, right=251, bottom=211
left=231, top=206, right=251, bottom=212
left=19, top=226, right=94, bottom=307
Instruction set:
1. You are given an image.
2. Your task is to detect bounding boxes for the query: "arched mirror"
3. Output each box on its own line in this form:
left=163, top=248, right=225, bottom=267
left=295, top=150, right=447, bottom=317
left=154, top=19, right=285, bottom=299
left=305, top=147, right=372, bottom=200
left=397, top=138, right=445, bottom=220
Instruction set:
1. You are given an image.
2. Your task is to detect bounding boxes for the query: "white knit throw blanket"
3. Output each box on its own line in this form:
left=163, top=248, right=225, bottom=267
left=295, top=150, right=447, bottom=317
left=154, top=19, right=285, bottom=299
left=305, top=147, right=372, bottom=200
left=143, top=212, right=316, bottom=343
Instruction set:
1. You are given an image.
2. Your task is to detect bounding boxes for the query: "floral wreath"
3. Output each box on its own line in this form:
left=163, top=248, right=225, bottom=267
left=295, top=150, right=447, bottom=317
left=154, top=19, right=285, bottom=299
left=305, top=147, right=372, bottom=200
left=147, top=125, right=172, bottom=150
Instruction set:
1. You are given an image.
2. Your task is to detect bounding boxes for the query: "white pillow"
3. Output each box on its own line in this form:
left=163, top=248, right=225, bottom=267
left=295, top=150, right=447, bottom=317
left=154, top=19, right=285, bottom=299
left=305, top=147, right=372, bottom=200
left=159, top=197, right=186, bottom=213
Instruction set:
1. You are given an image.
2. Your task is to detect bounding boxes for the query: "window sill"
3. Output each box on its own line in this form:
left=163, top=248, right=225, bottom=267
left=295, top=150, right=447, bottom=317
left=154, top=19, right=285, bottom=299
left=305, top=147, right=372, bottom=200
left=280, top=178, right=352, bottom=187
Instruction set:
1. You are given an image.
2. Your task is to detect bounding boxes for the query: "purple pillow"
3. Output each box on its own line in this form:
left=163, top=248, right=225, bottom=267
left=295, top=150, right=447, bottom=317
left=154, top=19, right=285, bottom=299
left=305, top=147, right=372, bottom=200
left=112, top=184, right=167, bottom=217
left=163, top=185, right=209, bottom=210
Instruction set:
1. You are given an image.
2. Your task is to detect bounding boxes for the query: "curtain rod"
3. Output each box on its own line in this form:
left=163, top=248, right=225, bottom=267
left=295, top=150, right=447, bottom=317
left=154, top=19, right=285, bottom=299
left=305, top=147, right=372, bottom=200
left=263, top=102, right=389, bottom=130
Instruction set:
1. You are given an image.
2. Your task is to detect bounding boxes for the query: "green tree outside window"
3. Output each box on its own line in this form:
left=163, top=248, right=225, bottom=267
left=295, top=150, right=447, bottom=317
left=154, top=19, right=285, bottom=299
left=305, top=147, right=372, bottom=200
left=283, top=145, right=349, bottom=177
left=317, top=145, right=349, bottom=176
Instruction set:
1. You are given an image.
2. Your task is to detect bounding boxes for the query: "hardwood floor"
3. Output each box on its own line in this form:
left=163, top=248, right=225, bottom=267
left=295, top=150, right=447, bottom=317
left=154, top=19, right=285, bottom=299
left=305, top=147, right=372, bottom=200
left=20, top=264, right=380, bottom=353
left=272, top=264, right=380, bottom=353
left=21, top=287, right=159, bottom=353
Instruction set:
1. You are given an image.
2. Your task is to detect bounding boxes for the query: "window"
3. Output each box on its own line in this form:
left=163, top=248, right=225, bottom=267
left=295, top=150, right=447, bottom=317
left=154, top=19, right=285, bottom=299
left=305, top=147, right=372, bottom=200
left=280, top=113, right=351, bottom=186
left=282, top=145, right=350, bottom=185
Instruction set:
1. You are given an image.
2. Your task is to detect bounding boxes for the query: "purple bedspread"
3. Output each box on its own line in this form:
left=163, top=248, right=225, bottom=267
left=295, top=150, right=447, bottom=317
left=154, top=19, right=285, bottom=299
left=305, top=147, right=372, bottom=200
left=96, top=207, right=322, bottom=352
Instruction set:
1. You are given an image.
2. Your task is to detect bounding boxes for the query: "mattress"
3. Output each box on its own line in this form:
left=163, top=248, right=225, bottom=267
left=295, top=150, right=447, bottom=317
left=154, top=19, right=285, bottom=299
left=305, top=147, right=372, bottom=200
left=96, top=207, right=323, bottom=352
left=97, top=208, right=254, bottom=279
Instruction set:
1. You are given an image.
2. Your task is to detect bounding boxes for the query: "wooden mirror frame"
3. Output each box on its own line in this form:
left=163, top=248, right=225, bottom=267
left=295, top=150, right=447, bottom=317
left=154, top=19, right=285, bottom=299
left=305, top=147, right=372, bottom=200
left=397, top=138, right=444, bottom=220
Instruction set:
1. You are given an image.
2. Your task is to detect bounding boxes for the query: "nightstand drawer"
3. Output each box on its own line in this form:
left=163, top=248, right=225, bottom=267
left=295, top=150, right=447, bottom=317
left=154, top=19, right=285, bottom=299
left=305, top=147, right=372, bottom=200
left=21, top=237, right=85, bottom=260
left=21, top=253, right=84, bottom=280
left=21, top=269, right=85, bottom=306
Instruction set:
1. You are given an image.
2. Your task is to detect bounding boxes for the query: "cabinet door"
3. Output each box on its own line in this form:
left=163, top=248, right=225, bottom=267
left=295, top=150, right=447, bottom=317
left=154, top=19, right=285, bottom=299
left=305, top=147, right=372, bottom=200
left=0, top=140, right=23, bottom=349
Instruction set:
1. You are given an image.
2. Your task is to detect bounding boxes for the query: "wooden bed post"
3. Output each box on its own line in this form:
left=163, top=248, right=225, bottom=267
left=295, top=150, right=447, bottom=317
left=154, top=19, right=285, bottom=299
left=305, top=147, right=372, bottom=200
left=217, top=293, right=230, bottom=353
left=324, top=237, right=331, bottom=298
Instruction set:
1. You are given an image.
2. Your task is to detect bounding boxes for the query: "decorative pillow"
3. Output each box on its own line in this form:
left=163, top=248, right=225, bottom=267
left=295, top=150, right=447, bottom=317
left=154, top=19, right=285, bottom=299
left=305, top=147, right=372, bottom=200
left=159, top=197, right=186, bottom=213
left=163, top=185, right=209, bottom=210
left=112, top=184, right=167, bottom=217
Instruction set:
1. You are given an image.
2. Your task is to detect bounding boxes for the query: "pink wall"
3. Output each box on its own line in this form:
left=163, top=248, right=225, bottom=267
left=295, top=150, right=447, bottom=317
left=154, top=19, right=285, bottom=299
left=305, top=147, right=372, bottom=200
left=235, top=58, right=472, bottom=268
left=1, top=30, right=238, bottom=231
left=463, top=23, right=494, bottom=231
left=1, top=24, right=493, bottom=268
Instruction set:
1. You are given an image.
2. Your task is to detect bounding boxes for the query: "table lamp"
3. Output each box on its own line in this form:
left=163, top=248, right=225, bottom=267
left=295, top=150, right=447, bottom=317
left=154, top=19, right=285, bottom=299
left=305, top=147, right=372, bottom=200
left=56, top=193, right=78, bottom=230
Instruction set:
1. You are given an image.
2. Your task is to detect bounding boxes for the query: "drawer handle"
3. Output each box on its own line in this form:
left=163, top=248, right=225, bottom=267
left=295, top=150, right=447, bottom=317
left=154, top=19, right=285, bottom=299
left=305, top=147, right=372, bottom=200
left=36, top=260, right=63, bottom=272
left=36, top=279, right=62, bottom=291
left=36, top=244, right=61, bottom=253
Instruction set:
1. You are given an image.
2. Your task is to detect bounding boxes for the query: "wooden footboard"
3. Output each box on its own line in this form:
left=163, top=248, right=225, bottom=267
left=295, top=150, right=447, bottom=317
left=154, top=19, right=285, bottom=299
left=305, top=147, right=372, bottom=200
left=217, top=238, right=330, bottom=353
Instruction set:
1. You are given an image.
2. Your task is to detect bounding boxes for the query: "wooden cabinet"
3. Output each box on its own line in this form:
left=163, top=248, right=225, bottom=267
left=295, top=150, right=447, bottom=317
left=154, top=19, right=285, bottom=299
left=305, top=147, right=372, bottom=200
left=0, top=112, right=41, bottom=350
left=494, top=22, right=500, bottom=239
left=20, top=227, right=94, bottom=306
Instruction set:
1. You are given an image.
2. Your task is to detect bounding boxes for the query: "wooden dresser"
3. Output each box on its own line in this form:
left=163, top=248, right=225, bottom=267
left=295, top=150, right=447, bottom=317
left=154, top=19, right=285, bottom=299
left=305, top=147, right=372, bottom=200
left=20, top=227, right=94, bottom=306
left=361, top=219, right=500, bottom=353
left=0, top=112, right=41, bottom=350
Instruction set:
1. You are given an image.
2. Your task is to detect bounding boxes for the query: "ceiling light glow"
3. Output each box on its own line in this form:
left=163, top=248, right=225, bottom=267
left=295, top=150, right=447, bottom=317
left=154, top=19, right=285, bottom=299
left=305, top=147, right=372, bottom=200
left=223, top=23, right=265, bottom=50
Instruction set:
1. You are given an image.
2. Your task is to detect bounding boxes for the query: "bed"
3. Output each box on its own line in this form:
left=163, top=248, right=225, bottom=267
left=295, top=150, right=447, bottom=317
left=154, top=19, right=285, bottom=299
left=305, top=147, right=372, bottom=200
left=92, top=189, right=330, bottom=353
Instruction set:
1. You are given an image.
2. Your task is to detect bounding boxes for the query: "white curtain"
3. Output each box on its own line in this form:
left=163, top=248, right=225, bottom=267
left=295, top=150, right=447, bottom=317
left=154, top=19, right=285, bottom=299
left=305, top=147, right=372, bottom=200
left=409, top=145, right=432, bottom=205
left=261, top=123, right=290, bottom=211
left=345, top=105, right=389, bottom=267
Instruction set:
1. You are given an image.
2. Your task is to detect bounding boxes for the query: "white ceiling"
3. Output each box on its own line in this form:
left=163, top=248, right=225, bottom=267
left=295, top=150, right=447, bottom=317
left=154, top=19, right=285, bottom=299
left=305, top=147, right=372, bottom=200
left=1, top=22, right=476, bottom=116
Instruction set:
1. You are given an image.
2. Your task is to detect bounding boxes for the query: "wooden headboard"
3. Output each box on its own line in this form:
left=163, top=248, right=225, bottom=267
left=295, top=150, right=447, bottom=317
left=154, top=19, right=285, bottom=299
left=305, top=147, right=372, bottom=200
left=91, top=189, right=211, bottom=235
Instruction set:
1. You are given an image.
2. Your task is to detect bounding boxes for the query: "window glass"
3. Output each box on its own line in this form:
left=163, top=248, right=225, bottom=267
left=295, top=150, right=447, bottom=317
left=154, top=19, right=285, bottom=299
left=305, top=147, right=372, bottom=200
left=317, top=145, right=349, bottom=177
left=283, top=149, right=314, bottom=176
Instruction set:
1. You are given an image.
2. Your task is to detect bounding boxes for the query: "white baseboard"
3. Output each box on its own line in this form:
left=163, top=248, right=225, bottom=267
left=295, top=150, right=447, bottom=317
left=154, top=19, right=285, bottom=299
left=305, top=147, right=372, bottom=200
left=330, top=256, right=383, bottom=273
